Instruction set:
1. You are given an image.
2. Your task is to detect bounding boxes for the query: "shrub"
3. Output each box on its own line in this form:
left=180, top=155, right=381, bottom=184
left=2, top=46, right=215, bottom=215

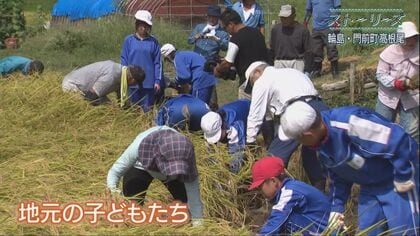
left=0, top=0, right=25, bottom=47
left=48, top=30, right=85, bottom=53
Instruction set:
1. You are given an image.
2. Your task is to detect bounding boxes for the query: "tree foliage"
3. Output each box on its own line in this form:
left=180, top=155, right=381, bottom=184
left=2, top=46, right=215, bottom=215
left=0, top=0, right=25, bottom=47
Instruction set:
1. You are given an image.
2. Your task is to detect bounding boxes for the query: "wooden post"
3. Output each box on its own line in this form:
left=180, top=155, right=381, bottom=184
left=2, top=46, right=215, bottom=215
left=349, top=63, right=356, bottom=104
left=359, top=69, right=365, bottom=96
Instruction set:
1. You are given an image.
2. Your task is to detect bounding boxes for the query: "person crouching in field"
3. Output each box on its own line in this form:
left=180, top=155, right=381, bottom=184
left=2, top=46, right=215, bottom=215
left=0, top=56, right=44, bottom=77
left=107, top=126, right=203, bottom=226
left=161, top=43, right=218, bottom=109
left=155, top=94, right=210, bottom=131
left=62, top=60, right=145, bottom=106
left=278, top=101, right=419, bottom=235
left=200, top=99, right=250, bottom=174
left=249, top=156, right=331, bottom=235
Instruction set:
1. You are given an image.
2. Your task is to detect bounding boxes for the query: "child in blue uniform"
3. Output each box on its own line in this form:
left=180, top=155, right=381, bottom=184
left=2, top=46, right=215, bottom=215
left=278, top=101, right=419, bottom=235
left=201, top=99, right=250, bottom=173
left=249, top=156, right=331, bottom=235
left=155, top=94, right=210, bottom=131
left=121, top=10, right=162, bottom=112
left=160, top=43, right=217, bottom=109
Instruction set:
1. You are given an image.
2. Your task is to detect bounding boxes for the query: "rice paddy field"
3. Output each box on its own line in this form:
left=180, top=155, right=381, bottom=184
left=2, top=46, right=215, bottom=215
left=0, top=0, right=418, bottom=234
left=0, top=71, right=256, bottom=234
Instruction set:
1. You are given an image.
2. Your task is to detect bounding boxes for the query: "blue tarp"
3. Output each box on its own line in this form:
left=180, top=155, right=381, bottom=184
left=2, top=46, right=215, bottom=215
left=52, top=0, right=120, bottom=21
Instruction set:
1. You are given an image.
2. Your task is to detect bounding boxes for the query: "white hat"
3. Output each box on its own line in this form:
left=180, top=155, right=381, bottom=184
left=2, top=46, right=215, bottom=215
left=244, top=60, right=266, bottom=85
left=135, top=10, right=153, bottom=26
left=278, top=101, right=317, bottom=141
left=201, top=111, right=222, bottom=144
left=245, top=61, right=267, bottom=82
left=278, top=5, right=295, bottom=17
left=161, top=43, right=176, bottom=57
left=398, top=21, right=419, bottom=39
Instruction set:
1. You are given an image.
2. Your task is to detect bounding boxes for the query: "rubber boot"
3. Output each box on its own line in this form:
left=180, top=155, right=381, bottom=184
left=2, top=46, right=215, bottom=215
left=311, top=61, right=322, bottom=78
left=331, top=60, right=339, bottom=79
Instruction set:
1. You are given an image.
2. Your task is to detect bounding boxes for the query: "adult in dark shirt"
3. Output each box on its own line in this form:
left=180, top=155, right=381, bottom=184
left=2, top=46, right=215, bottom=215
left=270, top=5, right=311, bottom=73
left=214, top=8, right=268, bottom=99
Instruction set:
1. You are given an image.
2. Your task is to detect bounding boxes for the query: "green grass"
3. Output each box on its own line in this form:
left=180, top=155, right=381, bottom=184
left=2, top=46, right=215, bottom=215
left=0, top=16, right=192, bottom=74
left=23, top=0, right=56, bottom=12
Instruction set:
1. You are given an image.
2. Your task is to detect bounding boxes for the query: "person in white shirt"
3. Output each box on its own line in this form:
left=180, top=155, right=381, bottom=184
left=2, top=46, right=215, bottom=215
left=245, top=61, right=328, bottom=191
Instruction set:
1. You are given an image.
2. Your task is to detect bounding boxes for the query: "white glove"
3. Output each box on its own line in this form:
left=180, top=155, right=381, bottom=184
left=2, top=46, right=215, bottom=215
left=191, top=218, right=203, bottom=227
left=328, top=212, right=345, bottom=230
left=394, top=179, right=415, bottom=193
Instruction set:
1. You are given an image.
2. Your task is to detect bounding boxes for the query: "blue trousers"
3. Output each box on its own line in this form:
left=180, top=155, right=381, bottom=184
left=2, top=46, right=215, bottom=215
left=191, top=86, right=214, bottom=105
left=358, top=185, right=419, bottom=235
left=128, top=86, right=155, bottom=112
left=359, top=156, right=419, bottom=235
left=268, top=98, right=329, bottom=189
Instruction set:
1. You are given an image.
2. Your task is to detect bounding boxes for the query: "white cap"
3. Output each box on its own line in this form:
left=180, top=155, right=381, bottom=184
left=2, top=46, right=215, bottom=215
left=279, top=5, right=295, bottom=17
left=398, top=21, right=419, bottom=39
left=278, top=101, right=317, bottom=141
left=200, top=111, right=222, bottom=144
left=161, top=43, right=176, bottom=57
left=245, top=61, right=267, bottom=81
left=135, top=10, right=153, bottom=26
left=244, top=61, right=267, bottom=88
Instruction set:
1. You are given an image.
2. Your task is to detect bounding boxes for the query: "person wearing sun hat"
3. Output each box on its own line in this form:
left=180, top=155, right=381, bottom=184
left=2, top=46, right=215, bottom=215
left=107, top=126, right=203, bottom=226
left=200, top=99, right=251, bottom=173
left=121, top=10, right=162, bottom=112
left=249, top=156, right=331, bottom=235
left=244, top=61, right=328, bottom=192
left=375, top=21, right=419, bottom=144
left=188, top=5, right=229, bottom=61
left=278, top=101, right=419, bottom=235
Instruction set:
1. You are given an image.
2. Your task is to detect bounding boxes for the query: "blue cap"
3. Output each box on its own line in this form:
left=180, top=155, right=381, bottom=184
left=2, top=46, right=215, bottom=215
left=207, top=5, right=221, bottom=17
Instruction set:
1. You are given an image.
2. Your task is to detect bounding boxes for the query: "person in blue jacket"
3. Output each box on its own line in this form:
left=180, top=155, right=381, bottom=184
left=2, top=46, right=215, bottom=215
left=224, top=0, right=265, bottom=35
left=0, top=56, right=44, bottom=76
left=200, top=99, right=250, bottom=173
left=160, top=43, right=218, bottom=109
left=187, top=5, right=229, bottom=60
left=249, top=156, right=331, bottom=235
left=156, top=94, right=210, bottom=131
left=121, top=10, right=162, bottom=112
left=278, top=101, right=419, bottom=235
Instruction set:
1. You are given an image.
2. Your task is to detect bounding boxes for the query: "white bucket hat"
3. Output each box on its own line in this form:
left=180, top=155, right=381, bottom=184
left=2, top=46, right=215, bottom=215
left=201, top=111, right=223, bottom=144
left=278, top=101, right=317, bottom=141
left=160, top=43, right=176, bottom=57
left=398, top=21, right=419, bottom=39
left=135, top=10, right=153, bottom=26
